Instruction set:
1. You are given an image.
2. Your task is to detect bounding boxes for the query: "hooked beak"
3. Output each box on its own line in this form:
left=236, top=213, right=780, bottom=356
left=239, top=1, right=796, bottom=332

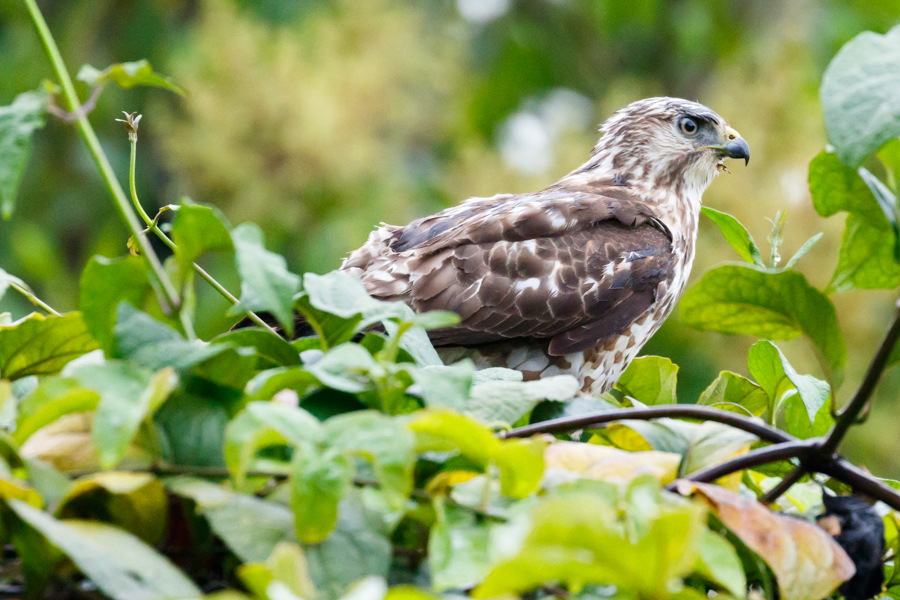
left=720, top=126, right=749, bottom=165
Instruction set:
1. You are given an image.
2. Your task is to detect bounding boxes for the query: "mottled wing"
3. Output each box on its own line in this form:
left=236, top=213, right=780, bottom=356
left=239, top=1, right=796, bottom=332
left=341, top=183, right=673, bottom=356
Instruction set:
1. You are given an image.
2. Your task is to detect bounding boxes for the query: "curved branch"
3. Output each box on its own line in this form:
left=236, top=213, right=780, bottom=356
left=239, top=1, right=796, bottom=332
left=667, top=441, right=812, bottom=486
left=818, top=458, right=900, bottom=513
left=501, top=405, right=796, bottom=444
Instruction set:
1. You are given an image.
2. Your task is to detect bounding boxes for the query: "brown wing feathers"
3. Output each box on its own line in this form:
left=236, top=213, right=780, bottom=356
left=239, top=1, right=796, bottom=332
left=342, top=182, right=674, bottom=356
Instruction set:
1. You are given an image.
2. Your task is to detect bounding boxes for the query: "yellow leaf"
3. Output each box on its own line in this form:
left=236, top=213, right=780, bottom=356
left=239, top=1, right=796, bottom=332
left=677, top=481, right=855, bottom=600
left=545, top=442, right=680, bottom=484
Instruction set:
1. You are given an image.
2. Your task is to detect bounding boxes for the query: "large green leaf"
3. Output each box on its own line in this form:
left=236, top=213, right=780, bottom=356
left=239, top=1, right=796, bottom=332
left=77, top=59, right=186, bottom=95
left=615, top=356, right=678, bottom=405
left=821, top=25, right=900, bottom=167
left=680, top=265, right=845, bottom=385
left=80, top=256, right=151, bottom=353
left=14, top=377, right=99, bottom=445
left=171, top=201, right=234, bottom=276
left=212, top=329, right=301, bottom=369
left=0, top=90, right=46, bottom=219
left=8, top=499, right=201, bottom=600
left=428, top=505, right=492, bottom=590
left=154, top=391, right=230, bottom=467
left=809, top=151, right=900, bottom=292
left=232, top=223, right=301, bottom=336
left=701, top=206, right=764, bottom=265
left=695, top=530, right=747, bottom=598
left=0, top=313, right=98, bottom=380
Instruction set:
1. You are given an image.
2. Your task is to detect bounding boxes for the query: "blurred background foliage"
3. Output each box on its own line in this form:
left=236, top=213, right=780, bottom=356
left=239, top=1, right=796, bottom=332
left=2, top=0, right=900, bottom=472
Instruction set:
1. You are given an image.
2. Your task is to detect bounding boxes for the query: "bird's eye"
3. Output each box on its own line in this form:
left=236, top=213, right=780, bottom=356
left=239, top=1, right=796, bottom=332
left=679, top=117, right=698, bottom=136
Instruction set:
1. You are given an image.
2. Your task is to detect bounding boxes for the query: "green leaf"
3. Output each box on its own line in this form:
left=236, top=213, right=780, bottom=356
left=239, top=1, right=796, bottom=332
left=224, top=402, right=323, bottom=489
left=411, top=310, right=461, bottom=330
left=232, top=223, right=301, bottom=336
left=154, top=391, right=230, bottom=467
left=238, top=541, right=317, bottom=600
left=246, top=366, right=319, bottom=400
left=68, top=362, right=176, bottom=469
left=14, top=377, right=99, bottom=445
left=615, top=356, right=678, bottom=405
left=783, top=232, right=823, bottom=270
left=428, top=506, right=491, bottom=590
left=747, top=341, right=831, bottom=427
left=695, top=530, right=747, bottom=597
left=56, top=472, right=168, bottom=544
left=165, top=477, right=295, bottom=563
left=325, top=411, right=416, bottom=508
left=829, top=213, right=900, bottom=292
left=701, top=206, right=764, bottom=265
left=76, top=59, right=186, bottom=95
left=171, top=201, right=234, bottom=275
left=8, top=499, right=201, bottom=600
left=305, top=343, right=380, bottom=394
left=113, top=303, right=226, bottom=371
left=821, top=25, right=900, bottom=167
left=80, top=256, right=151, bottom=353
left=880, top=138, right=900, bottom=190
left=0, top=90, right=46, bottom=219
left=809, top=150, right=889, bottom=224
left=290, top=444, right=352, bottom=543
left=697, top=371, right=768, bottom=417
left=212, top=329, right=301, bottom=369
left=0, top=313, right=98, bottom=380
left=0, top=268, right=30, bottom=303
left=680, top=265, right=846, bottom=385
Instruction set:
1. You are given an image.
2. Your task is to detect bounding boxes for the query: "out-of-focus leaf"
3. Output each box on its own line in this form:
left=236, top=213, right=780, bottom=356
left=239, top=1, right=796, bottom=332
left=325, top=411, right=415, bottom=508
left=544, top=441, right=680, bottom=484
left=615, top=356, right=678, bottom=405
left=305, top=343, right=380, bottom=393
left=680, top=265, right=846, bottom=386
left=697, top=371, right=768, bottom=417
left=473, top=479, right=706, bottom=598
left=409, top=410, right=546, bottom=498
left=0, top=90, right=46, bottom=219
left=69, top=362, right=176, bottom=469
left=224, top=402, right=323, bottom=489
left=56, top=472, right=167, bottom=544
left=747, top=341, right=830, bottom=426
left=530, top=395, right=618, bottom=424
left=77, top=59, right=186, bottom=95
left=8, top=499, right=201, bottom=599
left=821, top=25, right=900, bottom=167
left=15, top=377, right=99, bottom=445
left=695, top=529, right=747, bottom=598
left=166, top=477, right=295, bottom=562
left=428, top=505, right=491, bottom=590
left=0, top=268, right=30, bottom=304
left=232, top=223, right=301, bottom=336
left=880, top=138, right=900, bottom=190
left=0, top=457, right=43, bottom=507
left=0, top=313, right=98, bottom=380
left=80, top=256, right=151, bottom=353
left=809, top=150, right=900, bottom=292
left=701, top=206, right=764, bottom=265
left=290, top=444, right=352, bottom=543
left=247, top=366, right=319, bottom=400
left=154, top=390, right=230, bottom=467
left=113, top=303, right=226, bottom=371
left=213, top=329, right=301, bottom=368
left=238, top=541, right=317, bottom=600
left=678, top=481, right=855, bottom=600
left=171, top=201, right=234, bottom=275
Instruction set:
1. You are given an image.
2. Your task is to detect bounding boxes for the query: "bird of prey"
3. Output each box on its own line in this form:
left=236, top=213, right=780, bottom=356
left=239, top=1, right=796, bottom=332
left=341, top=97, right=749, bottom=395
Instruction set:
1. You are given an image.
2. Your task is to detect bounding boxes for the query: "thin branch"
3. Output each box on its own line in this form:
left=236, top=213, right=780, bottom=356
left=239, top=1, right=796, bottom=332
left=8, top=282, right=60, bottom=316
left=760, top=464, right=807, bottom=504
left=501, top=405, right=796, bottom=445
left=22, top=0, right=180, bottom=312
left=820, top=301, right=900, bottom=456
left=819, top=458, right=900, bottom=513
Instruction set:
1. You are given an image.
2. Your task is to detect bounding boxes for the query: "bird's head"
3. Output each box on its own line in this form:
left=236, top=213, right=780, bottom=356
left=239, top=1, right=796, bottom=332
left=589, top=97, right=749, bottom=196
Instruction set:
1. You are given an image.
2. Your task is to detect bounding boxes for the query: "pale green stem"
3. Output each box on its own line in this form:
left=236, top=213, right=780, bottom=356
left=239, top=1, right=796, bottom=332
left=127, top=138, right=196, bottom=340
left=22, top=0, right=180, bottom=311
left=9, top=282, right=61, bottom=316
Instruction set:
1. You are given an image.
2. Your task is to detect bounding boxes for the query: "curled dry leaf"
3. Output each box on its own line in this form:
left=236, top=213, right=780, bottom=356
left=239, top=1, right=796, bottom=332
left=544, top=441, right=681, bottom=484
left=676, top=481, right=855, bottom=600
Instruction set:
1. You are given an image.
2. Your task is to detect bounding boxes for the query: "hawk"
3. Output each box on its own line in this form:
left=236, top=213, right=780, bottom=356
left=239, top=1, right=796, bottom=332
left=341, top=97, right=749, bottom=395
